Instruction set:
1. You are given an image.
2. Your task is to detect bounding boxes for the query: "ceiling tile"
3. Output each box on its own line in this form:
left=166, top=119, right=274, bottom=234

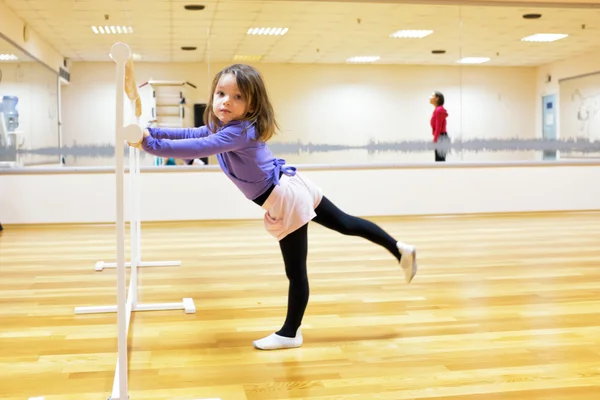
left=2, top=0, right=600, bottom=66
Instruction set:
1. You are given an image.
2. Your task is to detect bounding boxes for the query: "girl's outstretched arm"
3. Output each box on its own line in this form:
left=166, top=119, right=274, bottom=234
left=141, top=126, right=245, bottom=159
left=147, top=125, right=210, bottom=140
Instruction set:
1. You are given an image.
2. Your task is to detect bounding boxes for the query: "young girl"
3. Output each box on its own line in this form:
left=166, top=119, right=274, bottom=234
left=129, top=64, right=418, bottom=350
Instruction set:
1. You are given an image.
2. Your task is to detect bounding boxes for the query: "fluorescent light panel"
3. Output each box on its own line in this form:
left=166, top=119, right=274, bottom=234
left=521, top=33, right=568, bottom=42
left=247, top=27, right=288, bottom=36
left=390, top=29, right=433, bottom=38
left=0, top=54, right=18, bottom=61
left=91, top=26, right=133, bottom=34
left=233, top=55, right=263, bottom=61
left=457, top=57, right=490, bottom=64
left=347, top=56, right=380, bottom=63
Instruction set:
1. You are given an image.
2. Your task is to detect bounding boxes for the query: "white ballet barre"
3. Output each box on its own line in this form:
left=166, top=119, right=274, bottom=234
left=91, top=79, right=181, bottom=272
left=82, top=46, right=184, bottom=276
left=74, top=42, right=203, bottom=400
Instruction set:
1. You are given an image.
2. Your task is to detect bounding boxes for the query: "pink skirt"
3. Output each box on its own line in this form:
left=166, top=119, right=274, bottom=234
left=262, top=172, right=323, bottom=241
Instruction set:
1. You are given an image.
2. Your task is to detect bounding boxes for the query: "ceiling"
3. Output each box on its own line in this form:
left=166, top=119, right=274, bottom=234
left=2, top=0, right=600, bottom=66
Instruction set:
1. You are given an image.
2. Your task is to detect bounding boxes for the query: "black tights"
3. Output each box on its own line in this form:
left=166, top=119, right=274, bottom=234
left=276, top=196, right=402, bottom=337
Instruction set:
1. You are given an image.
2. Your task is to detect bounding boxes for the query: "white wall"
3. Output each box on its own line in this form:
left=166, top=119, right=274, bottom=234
left=5, top=49, right=600, bottom=226
left=0, top=163, right=598, bottom=225
left=61, top=61, right=537, bottom=166
left=0, top=62, right=60, bottom=165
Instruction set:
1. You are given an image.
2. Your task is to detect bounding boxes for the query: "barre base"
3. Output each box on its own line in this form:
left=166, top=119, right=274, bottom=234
left=95, top=259, right=182, bottom=271
left=75, top=298, right=196, bottom=315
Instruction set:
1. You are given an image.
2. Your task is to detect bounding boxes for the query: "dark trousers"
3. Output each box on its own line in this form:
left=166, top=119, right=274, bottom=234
left=435, top=132, right=448, bottom=162
left=275, top=196, right=402, bottom=337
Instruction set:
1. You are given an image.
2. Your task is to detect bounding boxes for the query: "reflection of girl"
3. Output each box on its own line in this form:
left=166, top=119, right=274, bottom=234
left=430, top=91, right=449, bottom=162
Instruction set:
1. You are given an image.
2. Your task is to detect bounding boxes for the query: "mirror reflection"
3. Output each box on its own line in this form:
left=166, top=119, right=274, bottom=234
left=456, top=5, right=600, bottom=162
left=0, top=35, right=60, bottom=167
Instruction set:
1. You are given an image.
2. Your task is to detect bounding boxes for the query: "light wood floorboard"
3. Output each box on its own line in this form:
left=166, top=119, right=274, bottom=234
left=1, top=212, right=600, bottom=399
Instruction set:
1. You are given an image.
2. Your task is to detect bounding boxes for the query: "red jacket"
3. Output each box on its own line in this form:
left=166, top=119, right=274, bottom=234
left=431, top=106, right=448, bottom=142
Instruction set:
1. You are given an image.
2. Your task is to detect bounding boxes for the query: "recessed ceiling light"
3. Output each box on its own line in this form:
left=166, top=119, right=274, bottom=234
left=521, top=33, right=568, bottom=42
left=347, top=56, right=380, bottom=63
left=181, top=46, right=197, bottom=51
left=233, top=55, right=263, bottom=61
left=184, top=4, right=205, bottom=10
left=523, top=13, right=542, bottom=19
left=457, top=57, right=490, bottom=64
left=390, top=29, right=433, bottom=38
left=431, top=50, right=446, bottom=54
left=247, top=27, right=288, bottom=36
left=91, top=25, right=133, bottom=34
left=0, top=54, right=18, bottom=61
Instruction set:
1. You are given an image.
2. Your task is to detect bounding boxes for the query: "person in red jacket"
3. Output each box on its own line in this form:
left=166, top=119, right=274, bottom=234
left=430, top=91, right=449, bottom=162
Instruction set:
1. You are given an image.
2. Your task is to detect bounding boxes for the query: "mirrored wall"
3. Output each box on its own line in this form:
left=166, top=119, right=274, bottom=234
left=0, top=34, right=60, bottom=167
left=6, top=0, right=600, bottom=168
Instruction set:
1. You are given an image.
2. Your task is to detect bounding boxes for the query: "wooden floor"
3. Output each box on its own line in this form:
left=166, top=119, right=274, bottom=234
left=1, top=212, right=600, bottom=400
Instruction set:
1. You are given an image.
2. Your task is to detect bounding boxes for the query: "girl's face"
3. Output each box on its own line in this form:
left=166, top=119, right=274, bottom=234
left=212, top=73, right=249, bottom=124
left=430, top=93, right=438, bottom=106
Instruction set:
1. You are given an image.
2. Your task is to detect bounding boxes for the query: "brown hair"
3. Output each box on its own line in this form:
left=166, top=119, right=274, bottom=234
left=433, top=91, right=445, bottom=106
left=204, top=64, right=279, bottom=142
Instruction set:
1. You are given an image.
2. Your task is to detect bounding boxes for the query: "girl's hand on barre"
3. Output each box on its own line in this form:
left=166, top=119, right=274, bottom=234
left=128, top=129, right=150, bottom=149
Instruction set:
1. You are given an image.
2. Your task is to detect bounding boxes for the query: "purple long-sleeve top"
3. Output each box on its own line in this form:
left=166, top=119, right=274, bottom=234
left=142, top=119, right=296, bottom=201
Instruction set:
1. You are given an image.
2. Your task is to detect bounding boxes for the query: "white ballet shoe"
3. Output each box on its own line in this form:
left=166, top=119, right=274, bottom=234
left=397, top=241, right=418, bottom=283
left=253, top=329, right=303, bottom=350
